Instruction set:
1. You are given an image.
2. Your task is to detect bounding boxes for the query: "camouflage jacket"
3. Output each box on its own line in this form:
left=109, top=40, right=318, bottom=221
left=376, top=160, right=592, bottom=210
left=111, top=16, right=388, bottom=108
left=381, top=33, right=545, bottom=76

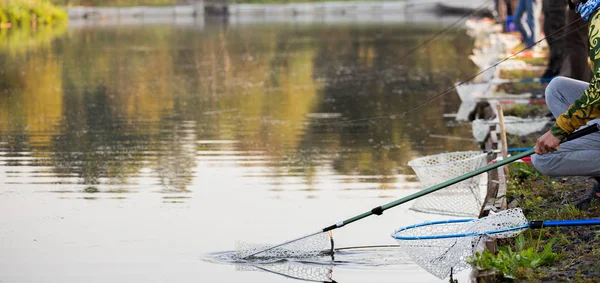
left=551, top=11, right=600, bottom=140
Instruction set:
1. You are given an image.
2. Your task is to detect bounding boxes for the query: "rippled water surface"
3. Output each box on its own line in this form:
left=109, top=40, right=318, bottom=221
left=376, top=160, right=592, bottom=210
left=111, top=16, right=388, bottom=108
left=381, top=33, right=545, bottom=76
left=1, top=16, right=481, bottom=283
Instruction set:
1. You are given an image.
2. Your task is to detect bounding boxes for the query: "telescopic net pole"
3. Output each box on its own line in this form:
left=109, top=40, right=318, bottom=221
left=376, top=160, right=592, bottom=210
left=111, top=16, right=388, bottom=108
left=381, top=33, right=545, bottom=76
left=244, top=124, right=600, bottom=259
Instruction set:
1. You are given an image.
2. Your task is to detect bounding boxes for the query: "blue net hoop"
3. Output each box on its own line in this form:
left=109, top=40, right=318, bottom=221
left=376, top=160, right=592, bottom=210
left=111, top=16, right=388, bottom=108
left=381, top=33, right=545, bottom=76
left=390, top=208, right=529, bottom=279
left=392, top=218, right=530, bottom=240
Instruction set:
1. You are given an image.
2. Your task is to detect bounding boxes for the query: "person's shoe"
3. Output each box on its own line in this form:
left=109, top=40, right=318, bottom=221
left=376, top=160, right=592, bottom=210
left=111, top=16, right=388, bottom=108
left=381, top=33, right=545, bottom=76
left=575, top=182, right=600, bottom=210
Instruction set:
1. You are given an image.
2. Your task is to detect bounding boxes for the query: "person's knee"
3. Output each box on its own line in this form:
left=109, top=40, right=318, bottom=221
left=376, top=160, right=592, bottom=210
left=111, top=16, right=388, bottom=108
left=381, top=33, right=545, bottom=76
left=545, top=76, right=569, bottom=104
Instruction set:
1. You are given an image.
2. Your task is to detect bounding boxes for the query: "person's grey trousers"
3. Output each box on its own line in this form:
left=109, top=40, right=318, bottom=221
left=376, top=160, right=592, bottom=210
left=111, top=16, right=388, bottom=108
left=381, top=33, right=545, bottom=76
left=531, top=76, right=600, bottom=177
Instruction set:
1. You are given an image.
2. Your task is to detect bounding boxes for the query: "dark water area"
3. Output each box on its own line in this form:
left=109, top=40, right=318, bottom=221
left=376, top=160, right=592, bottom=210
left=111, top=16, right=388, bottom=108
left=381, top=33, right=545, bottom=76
left=1, top=17, right=480, bottom=282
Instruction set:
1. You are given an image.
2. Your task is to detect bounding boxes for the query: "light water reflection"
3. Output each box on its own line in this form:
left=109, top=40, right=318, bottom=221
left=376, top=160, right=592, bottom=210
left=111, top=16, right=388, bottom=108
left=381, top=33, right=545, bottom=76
left=1, top=18, right=480, bottom=283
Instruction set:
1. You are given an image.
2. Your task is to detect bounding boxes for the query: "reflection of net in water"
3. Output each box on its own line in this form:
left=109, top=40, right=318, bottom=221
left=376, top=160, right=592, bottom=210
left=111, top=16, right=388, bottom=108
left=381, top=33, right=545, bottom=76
left=236, top=262, right=335, bottom=283
left=208, top=246, right=411, bottom=283
left=408, top=151, right=488, bottom=217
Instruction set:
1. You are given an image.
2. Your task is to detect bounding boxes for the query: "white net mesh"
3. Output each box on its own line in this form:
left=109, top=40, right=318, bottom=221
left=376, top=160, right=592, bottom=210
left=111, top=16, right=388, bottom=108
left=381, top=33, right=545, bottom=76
left=392, top=208, right=529, bottom=279
left=472, top=117, right=551, bottom=142
left=235, top=232, right=332, bottom=260
left=236, top=262, right=334, bottom=283
left=408, top=151, right=488, bottom=217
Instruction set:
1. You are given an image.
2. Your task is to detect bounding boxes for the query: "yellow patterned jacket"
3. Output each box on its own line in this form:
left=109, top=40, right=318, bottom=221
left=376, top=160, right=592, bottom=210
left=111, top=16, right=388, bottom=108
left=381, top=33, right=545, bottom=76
left=551, top=11, right=600, bottom=140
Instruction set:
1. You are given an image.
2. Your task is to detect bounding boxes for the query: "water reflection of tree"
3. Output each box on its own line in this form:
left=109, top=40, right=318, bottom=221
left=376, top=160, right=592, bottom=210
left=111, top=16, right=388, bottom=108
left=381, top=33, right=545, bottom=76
left=0, top=23, right=478, bottom=194
left=182, top=24, right=478, bottom=187
left=52, top=84, right=150, bottom=186
left=301, top=25, right=477, bottom=179
left=50, top=27, right=198, bottom=192
left=0, top=23, right=67, bottom=56
left=0, top=41, right=64, bottom=165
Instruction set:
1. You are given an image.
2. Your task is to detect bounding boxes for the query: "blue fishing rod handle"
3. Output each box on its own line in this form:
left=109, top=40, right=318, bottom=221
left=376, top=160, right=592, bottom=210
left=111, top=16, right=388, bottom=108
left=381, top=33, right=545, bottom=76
left=507, top=147, right=531, bottom=152
left=519, top=77, right=553, bottom=83
left=540, top=219, right=600, bottom=227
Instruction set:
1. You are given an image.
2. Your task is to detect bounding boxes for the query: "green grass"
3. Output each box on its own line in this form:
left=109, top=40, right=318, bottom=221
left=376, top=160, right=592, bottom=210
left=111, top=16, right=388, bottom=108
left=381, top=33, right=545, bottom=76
left=502, top=104, right=548, bottom=118
left=494, top=158, right=600, bottom=281
left=469, top=234, right=561, bottom=281
left=0, top=0, right=67, bottom=26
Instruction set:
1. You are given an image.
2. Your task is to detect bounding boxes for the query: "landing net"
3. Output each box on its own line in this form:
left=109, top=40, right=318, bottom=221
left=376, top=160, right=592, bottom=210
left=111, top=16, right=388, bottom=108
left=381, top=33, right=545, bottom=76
left=391, top=208, right=529, bottom=279
left=408, top=151, right=488, bottom=217
left=471, top=116, right=551, bottom=142
left=235, top=231, right=333, bottom=260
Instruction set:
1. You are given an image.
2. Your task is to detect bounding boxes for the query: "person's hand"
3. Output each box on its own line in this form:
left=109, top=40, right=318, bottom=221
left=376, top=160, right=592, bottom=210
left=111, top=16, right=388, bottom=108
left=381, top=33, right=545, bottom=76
left=534, top=130, right=561, bottom=155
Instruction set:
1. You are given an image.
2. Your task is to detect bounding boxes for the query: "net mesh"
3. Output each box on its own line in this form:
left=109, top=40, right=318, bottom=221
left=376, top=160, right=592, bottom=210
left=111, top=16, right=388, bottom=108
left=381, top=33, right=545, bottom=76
left=236, top=262, right=334, bottom=283
left=235, top=232, right=332, bottom=260
left=408, top=151, right=488, bottom=217
left=392, top=208, right=529, bottom=279
left=472, top=117, right=551, bottom=142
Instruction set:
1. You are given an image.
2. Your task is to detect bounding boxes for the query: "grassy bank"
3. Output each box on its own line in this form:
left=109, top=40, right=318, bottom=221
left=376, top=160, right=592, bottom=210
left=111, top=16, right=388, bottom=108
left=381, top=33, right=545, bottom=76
left=0, top=0, right=67, bottom=26
left=469, top=101, right=600, bottom=282
left=479, top=160, right=600, bottom=282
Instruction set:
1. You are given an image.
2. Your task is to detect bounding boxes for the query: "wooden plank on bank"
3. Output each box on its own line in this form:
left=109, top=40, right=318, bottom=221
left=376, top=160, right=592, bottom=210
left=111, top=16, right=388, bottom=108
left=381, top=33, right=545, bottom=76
left=474, top=115, right=509, bottom=282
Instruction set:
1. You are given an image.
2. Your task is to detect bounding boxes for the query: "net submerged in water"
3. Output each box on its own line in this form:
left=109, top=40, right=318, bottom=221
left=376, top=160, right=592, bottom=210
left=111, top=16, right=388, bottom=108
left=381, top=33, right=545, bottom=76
left=235, top=231, right=333, bottom=260
left=408, top=151, right=488, bottom=217
left=236, top=262, right=335, bottom=283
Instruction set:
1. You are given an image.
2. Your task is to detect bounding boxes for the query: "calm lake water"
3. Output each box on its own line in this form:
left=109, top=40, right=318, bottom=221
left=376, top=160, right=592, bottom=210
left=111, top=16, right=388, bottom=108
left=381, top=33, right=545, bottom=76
left=1, top=15, right=481, bottom=283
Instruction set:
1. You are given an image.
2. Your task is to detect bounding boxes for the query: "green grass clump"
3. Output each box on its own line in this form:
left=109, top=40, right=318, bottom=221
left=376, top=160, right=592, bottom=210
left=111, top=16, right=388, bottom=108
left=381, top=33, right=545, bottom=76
left=509, top=162, right=545, bottom=181
left=470, top=234, right=561, bottom=280
left=502, top=103, right=548, bottom=118
left=0, top=0, right=67, bottom=26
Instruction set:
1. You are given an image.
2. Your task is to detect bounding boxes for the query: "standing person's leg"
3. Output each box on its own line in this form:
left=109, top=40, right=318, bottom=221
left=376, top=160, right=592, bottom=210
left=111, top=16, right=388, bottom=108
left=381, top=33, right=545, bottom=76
left=542, top=0, right=566, bottom=78
left=530, top=0, right=542, bottom=46
left=497, top=0, right=511, bottom=31
left=507, top=0, right=514, bottom=16
left=531, top=76, right=600, bottom=177
left=496, top=0, right=503, bottom=21
left=561, top=8, right=592, bottom=81
left=514, top=0, right=530, bottom=46
left=521, top=0, right=541, bottom=47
